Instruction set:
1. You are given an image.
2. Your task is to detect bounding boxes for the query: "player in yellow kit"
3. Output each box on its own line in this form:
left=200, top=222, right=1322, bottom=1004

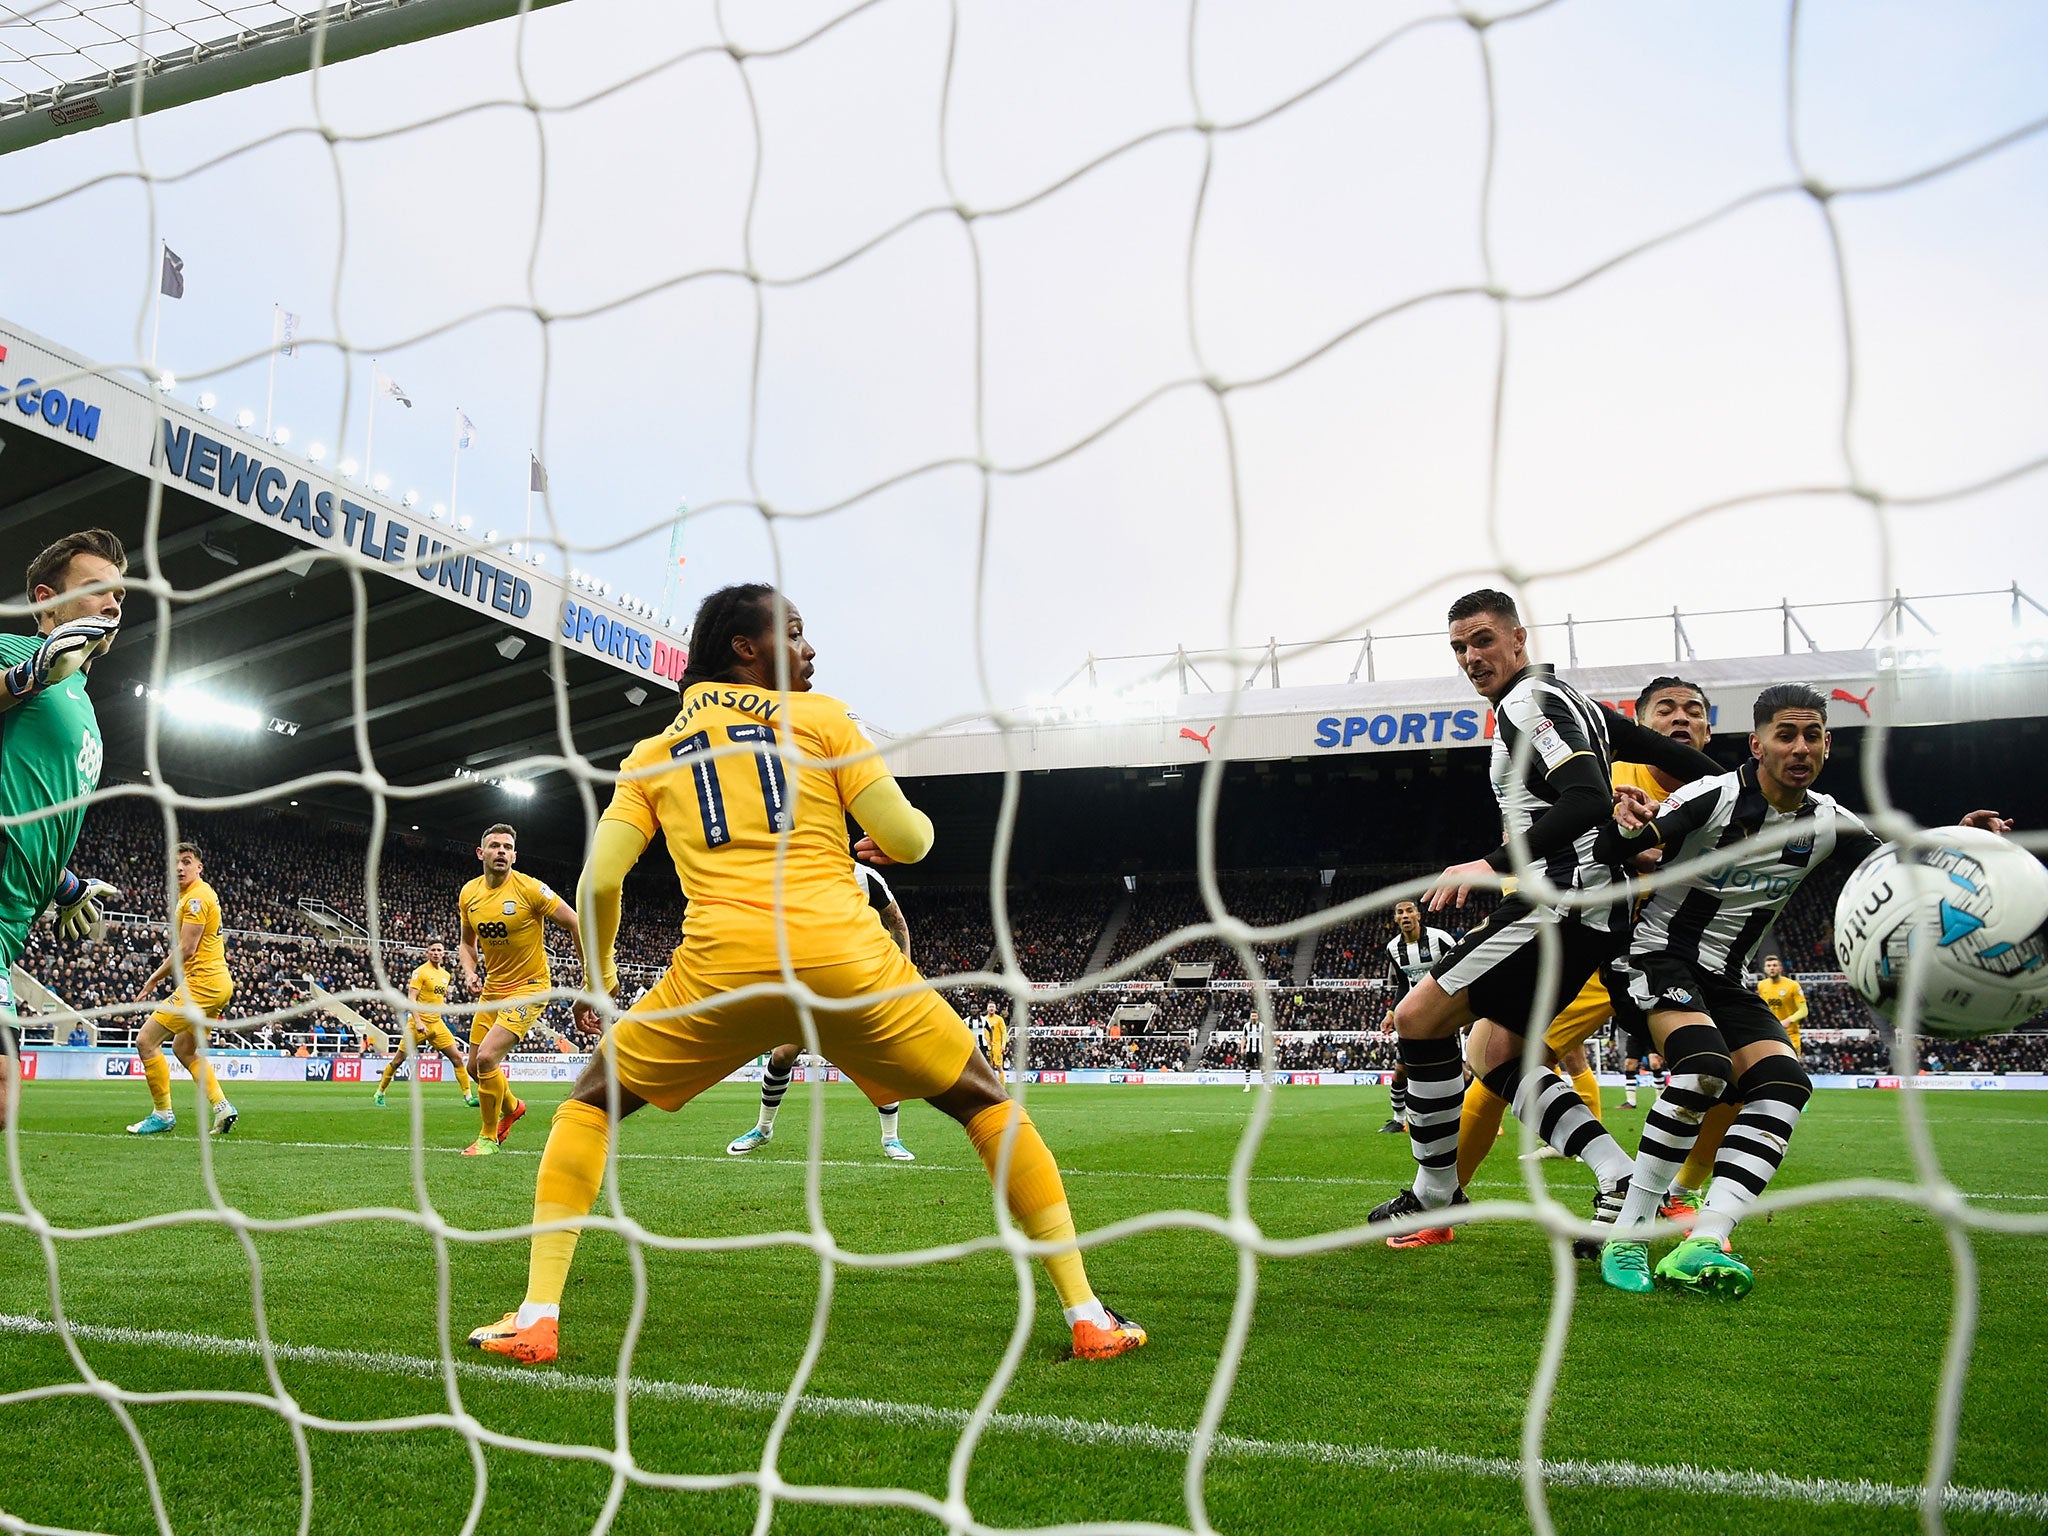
left=972, top=1007, right=1009, bottom=1072
left=374, top=939, right=477, bottom=1107
left=468, top=583, right=1146, bottom=1365
left=126, top=843, right=239, bottom=1137
left=1755, top=955, right=1808, bottom=1053
left=457, top=825, right=579, bottom=1156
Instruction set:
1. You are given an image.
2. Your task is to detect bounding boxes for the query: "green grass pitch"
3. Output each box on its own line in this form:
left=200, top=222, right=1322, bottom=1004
left=2, top=1080, right=2044, bottom=1535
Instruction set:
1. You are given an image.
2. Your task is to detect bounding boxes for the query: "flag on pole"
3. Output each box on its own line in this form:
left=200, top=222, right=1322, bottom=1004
left=456, top=409, right=478, bottom=449
left=529, top=454, right=547, bottom=492
left=273, top=307, right=301, bottom=358
left=373, top=367, right=413, bottom=408
left=159, top=247, right=185, bottom=299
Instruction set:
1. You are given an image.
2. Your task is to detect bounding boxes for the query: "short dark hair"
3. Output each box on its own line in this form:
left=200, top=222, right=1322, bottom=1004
left=426, top=935, right=446, bottom=947
left=1447, top=588, right=1519, bottom=627
left=679, top=583, right=780, bottom=690
left=27, top=528, right=126, bottom=604
left=1636, top=675, right=1709, bottom=715
left=1752, top=683, right=1829, bottom=728
left=480, top=823, right=517, bottom=843
left=175, top=841, right=201, bottom=859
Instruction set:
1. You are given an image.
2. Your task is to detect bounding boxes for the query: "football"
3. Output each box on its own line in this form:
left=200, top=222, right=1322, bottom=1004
left=1834, top=826, right=2048, bottom=1039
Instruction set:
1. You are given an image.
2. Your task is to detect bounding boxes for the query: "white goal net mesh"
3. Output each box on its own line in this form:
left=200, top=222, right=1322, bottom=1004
left=2, top=2, right=2047, bottom=1534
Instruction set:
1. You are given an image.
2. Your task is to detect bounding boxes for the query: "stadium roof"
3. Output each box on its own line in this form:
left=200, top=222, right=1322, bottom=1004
left=1, top=316, right=681, bottom=858
left=877, top=647, right=2048, bottom=778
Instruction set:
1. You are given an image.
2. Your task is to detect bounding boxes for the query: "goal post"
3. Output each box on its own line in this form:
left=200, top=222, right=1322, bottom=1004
left=0, top=0, right=575, bottom=157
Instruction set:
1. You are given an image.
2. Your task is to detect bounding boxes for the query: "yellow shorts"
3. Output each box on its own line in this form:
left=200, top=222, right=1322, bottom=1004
left=149, top=981, right=234, bottom=1034
left=471, top=993, right=548, bottom=1047
left=406, top=1016, right=463, bottom=1055
left=607, top=946, right=976, bottom=1114
left=1543, top=972, right=1612, bottom=1058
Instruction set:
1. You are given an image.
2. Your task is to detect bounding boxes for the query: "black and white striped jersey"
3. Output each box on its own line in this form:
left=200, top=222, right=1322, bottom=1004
left=1385, top=927, right=1458, bottom=1001
left=1606, top=761, right=1878, bottom=980
left=853, top=861, right=895, bottom=914
left=1488, top=665, right=1623, bottom=925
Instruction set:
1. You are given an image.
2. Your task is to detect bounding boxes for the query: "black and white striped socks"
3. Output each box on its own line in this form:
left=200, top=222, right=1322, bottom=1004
left=1487, top=1058, right=1634, bottom=1191
left=1695, top=1056, right=1812, bottom=1247
left=1399, top=1035, right=1466, bottom=1207
left=1614, top=1024, right=1732, bottom=1231
left=757, top=1061, right=794, bottom=1133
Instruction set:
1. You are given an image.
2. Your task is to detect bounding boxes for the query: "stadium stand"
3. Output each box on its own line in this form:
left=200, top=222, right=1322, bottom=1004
left=22, top=796, right=2045, bottom=1070
left=1106, top=874, right=1318, bottom=981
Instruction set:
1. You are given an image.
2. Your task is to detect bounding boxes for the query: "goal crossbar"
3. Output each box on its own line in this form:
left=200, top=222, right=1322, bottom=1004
left=0, top=0, right=574, bottom=156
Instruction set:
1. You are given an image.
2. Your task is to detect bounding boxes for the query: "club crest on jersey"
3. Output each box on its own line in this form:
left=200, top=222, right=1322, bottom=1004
left=502, top=899, right=517, bottom=915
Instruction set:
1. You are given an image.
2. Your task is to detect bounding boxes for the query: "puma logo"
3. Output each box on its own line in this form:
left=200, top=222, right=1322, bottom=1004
left=1180, top=725, right=1216, bottom=753
left=1830, top=686, right=1875, bottom=717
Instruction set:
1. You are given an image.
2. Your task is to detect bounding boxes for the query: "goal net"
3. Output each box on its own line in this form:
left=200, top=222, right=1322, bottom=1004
left=2, top=2, right=2046, bottom=1533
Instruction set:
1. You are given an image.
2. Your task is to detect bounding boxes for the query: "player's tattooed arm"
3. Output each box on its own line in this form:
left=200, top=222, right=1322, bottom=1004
left=880, top=901, right=911, bottom=961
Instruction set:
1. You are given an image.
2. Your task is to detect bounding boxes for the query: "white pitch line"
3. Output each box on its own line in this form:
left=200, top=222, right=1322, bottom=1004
left=0, top=1313, right=2041, bottom=1521
left=13, top=1128, right=2048, bottom=1202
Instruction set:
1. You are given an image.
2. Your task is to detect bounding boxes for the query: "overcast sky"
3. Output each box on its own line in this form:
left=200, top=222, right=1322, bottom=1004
left=4, top=0, right=2044, bottom=732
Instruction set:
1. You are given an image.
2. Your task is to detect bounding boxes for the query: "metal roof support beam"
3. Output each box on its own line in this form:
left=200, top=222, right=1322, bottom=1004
left=348, top=674, right=633, bottom=767
left=176, top=592, right=446, bottom=691
left=0, top=465, right=132, bottom=531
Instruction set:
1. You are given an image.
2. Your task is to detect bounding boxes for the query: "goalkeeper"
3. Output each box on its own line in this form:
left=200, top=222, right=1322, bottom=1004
left=0, top=531, right=125, bottom=1129
left=470, top=584, right=1147, bottom=1365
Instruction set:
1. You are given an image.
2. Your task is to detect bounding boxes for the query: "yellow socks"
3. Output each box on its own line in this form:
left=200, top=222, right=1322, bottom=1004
left=1456, top=1080, right=1509, bottom=1188
left=477, top=1068, right=504, bottom=1139
left=453, top=1062, right=474, bottom=1096
left=1677, top=1101, right=1740, bottom=1191
left=1570, top=1066, right=1602, bottom=1122
left=963, top=1101, right=1094, bottom=1315
left=196, top=1057, right=224, bottom=1107
left=525, top=1099, right=611, bottom=1308
left=378, top=1057, right=401, bottom=1092
left=143, top=1054, right=172, bottom=1114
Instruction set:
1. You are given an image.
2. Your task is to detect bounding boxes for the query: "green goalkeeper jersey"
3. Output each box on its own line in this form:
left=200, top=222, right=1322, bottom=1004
left=0, top=632, right=104, bottom=967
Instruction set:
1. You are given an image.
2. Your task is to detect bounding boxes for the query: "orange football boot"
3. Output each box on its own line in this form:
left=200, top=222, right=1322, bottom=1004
left=467, top=1311, right=558, bottom=1364
left=1071, top=1307, right=1148, bottom=1360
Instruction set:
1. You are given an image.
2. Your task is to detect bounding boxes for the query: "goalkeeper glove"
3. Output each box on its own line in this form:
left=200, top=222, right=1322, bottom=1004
left=52, top=870, right=119, bottom=942
left=5, top=615, right=119, bottom=702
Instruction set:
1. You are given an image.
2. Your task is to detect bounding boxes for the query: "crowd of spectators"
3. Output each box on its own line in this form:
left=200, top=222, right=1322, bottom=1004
left=884, top=882, right=1115, bottom=986
left=21, top=802, right=2047, bottom=1072
left=1106, top=876, right=1316, bottom=981
left=1312, top=868, right=1504, bottom=980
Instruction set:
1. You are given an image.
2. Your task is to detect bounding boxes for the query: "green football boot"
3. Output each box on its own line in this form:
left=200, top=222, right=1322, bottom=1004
left=1600, top=1239, right=1654, bottom=1294
left=1654, top=1235, right=1754, bottom=1299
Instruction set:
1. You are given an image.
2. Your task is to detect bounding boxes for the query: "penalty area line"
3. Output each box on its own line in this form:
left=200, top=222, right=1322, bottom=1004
left=0, top=1314, right=2042, bottom=1520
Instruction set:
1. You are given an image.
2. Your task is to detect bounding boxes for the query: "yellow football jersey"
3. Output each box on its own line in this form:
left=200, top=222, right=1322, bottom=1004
left=175, top=878, right=231, bottom=990
left=458, top=869, right=559, bottom=998
left=604, top=685, right=895, bottom=976
left=1612, top=756, right=1683, bottom=805
left=1757, top=974, right=1806, bottom=1024
left=409, top=961, right=450, bottom=1019
left=987, top=1016, right=1008, bottom=1068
